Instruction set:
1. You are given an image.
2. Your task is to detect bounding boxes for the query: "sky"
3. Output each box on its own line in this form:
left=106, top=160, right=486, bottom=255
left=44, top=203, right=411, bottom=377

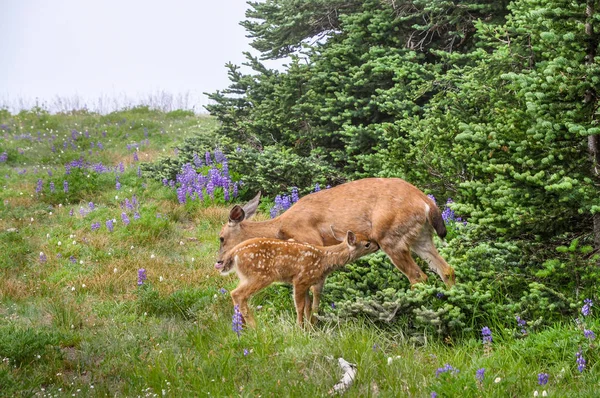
left=0, top=0, right=277, bottom=113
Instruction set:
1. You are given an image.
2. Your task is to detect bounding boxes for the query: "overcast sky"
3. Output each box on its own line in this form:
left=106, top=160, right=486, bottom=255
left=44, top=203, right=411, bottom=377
left=0, top=0, right=274, bottom=112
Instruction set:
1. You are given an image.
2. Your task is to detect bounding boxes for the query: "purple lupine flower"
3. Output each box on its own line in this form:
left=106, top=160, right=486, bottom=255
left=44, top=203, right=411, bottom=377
left=118, top=162, right=125, bottom=173
left=134, top=212, right=141, bottom=220
left=436, top=364, right=459, bottom=377
left=137, top=166, right=142, bottom=178
left=177, top=187, right=187, bottom=204
left=63, top=181, right=69, bottom=193
left=431, top=393, right=438, bottom=398
left=482, top=327, right=492, bottom=344
left=427, top=194, right=437, bottom=204
left=137, top=268, right=147, bottom=286
left=224, top=187, right=230, bottom=201
left=436, top=292, right=445, bottom=299
left=233, top=182, right=239, bottom=198
left=47, top=169, right=53, bottom=177
left=39, top=252, right=47, bottom=263
left=205, top=151, right=212, bottom=165
left=476, top=368, right=485, bottom=382
left=214, top=149, right=226, bottom=163
left=115, top=177, right=121, bottom=191
left=219, top=288, right=228, bottom=294
left=69, top=208, right=74, bottom=216
left=162, top=178, right=169, bottom=186
left=49, top=182, right=55, bottom=193
left=133, top=152, right=138, bottom=162
left=89, top=202, right=95, bottom=210
left=584, top=329, right=596, bottom=340
left=69, top=255, right=77, bottom=264
left=291, top=187, right=299, bottom=203
left=106, top=219, right=114, bottom=232
left=91, top=222, right=101, bottom=231
left=0, top=152, right=7, bottom=162
left=582, top=299, right=593, bottom=317
left=121, top=212, right=130, bottom=226
left=516, top=316, right=527, bottom=334
left=314, top=183, right=321, bottom=192
left=243, top=348, right=249, bottom=356
left=232, top=305, right=243, bottom=337
left=79, top=207, right=87, bottom=217
left=538, top=373, right=549, bottom=385
left=97, top=142, right=104, bottom=150
left=576, top=349, right=586, bottom=372
left=36, top=179, right=43, bottom=194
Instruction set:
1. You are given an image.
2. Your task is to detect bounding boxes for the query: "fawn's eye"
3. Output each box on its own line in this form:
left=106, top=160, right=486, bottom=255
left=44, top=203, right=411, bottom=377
left=219, top=237, right=224, bottom=243
left=365, top=242, right=371, bottom=248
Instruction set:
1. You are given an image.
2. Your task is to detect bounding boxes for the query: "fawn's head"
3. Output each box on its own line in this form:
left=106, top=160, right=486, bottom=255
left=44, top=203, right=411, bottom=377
left=215, top=193, right=261, bottom=269
left=343, top=231, right=379, bottom=260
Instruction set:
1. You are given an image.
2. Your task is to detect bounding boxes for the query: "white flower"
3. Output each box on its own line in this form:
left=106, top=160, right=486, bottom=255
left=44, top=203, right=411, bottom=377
left=151, top=254, right=156, bottom=259
left=179, top=241, right=184, bottom=245
left=159, top=276, right=164, bottom=282
left=57, top=241, right=62, bottom=246
left=113, top=268, right=118, bottom=273
left=387, top=357, right=393, bottom=365
left=534, top=391, right=539, bottom=397
left=81, top=284, right=86, bottom=288
left=71, top=286, right=75, bottom=291
left=72, top=240, right=76, bottom=245
left=494, top=377, right=502, bottom=383
left=542, top=391, right=547, bottom=397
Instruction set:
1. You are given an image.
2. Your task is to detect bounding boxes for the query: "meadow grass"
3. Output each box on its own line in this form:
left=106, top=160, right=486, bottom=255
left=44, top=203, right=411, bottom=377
left=1, top=108, right=599, bottom=397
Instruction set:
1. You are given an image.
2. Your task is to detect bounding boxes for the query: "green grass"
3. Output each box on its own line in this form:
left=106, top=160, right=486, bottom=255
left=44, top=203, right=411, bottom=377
left=0, top=108, right=598, bottom=397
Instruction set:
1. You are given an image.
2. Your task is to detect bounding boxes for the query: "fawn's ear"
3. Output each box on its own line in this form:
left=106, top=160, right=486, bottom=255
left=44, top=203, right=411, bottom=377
left=346, top=231, right=356, bottom=246
left=242, top=192, right=261, bottom=219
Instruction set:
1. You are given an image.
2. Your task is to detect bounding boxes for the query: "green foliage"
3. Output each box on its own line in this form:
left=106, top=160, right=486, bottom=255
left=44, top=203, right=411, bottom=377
left=136, top=284, right=214, bottom=320
left=0, top=325, right=62, bottom=367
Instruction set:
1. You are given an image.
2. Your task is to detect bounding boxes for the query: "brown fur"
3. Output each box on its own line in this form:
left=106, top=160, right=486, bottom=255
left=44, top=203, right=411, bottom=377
left=217, top=232, right=378, bottom=327
left=217, top=178, right=456, bottom=315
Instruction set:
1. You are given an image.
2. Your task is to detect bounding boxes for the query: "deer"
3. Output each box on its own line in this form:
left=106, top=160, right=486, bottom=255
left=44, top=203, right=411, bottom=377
left=215, top=230, right=379, bottom=327
left=216, top=177, right=456, bottom=320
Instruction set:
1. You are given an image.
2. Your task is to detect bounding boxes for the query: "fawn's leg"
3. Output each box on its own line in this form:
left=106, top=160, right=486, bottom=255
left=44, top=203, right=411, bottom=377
left=309, top=279, right=325, bottom=324
left=230, top=279, right=272, bottom=328
left=293, top=283, right=311, bottom=327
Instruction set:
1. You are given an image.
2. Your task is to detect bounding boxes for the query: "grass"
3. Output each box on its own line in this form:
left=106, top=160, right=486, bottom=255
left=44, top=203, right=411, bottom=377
left=1, top=107, right=599, bottom=397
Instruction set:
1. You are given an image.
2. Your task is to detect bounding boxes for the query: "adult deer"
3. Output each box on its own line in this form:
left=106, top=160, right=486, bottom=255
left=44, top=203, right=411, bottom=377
left=216, top=231, right=378, bottom=327
left=216, top=178, right=455, bottom=315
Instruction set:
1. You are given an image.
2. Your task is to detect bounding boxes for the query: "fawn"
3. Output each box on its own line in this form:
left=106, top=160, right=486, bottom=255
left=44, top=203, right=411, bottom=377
left=215, top=231, right=378, bottom=327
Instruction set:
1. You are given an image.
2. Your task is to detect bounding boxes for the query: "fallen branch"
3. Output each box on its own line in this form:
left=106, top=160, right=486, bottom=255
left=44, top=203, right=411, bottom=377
left=330, top=357, right=357, bottom=394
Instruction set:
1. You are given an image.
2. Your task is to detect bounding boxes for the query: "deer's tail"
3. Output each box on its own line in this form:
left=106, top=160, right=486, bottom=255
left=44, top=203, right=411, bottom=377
left=429, top=203, right=447, bottom=240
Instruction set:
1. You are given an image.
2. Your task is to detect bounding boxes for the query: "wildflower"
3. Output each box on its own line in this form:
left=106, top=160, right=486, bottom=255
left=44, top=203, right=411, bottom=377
left=584, top=329, right=596, bottom=340
left=39, top=252, right=47, bottom=263
left=538, top=372, right=549, bottom=385
left=291, top=187, right=299, bottom=203
left=581, top=299, right=593, bottom=317
left=63, top=181, right=69, bottom=193
left=116, top=176, right=121, bottom=191
left=133, top=152, right=138, bottom=162
left=243, top=348, right=249, bottom=356
left=137, top=268, right=147, bottom=285
left=91, top=222, right=101, bottom=231
left=482, top=326, right=493, bottom=344
left=69, top=209, right=74, bottom=216
left=476, top=368, right=485, bottom=383
left=219, top=288, right=227, bottom=294
left=89, top=202, right=95, bottom=210
left=121, top=212, right=130, bottom=226
left=494, top=377, right=501, bottom=383
left=314, top=183, right=321, bottom=192
left=436, top=292, right=445, bottom=299
left=576, top=349, right=586, bottom=372
left=36, top=179, right=43, bottom=194
left=134, top=212, right=141, bottom=220
left=431, top=393, right=438, bottom=398
left=69, top=256, right=77, bottom=264
left=436, top=364, right=459, bottom=377
left=232, top=305, right=243, bottom=337
left=0, top=152, right=7, bottom=162
left=106, top=219, right=114, bottom=232
left=516, top=315, right=527, bottom=335
left=49, top=182, right=55, bottom=193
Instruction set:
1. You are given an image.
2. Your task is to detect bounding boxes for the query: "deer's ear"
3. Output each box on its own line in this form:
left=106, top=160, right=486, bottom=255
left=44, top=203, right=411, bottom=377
left=229, top=205, right=245, bottom=225
left=346, top=231, right=356, bottom=246
left=242, top=192, right=261, bottom=220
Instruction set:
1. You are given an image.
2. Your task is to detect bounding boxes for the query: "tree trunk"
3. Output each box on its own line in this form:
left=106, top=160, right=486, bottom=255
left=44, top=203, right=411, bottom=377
left=585, top=1, right=600, bottom=251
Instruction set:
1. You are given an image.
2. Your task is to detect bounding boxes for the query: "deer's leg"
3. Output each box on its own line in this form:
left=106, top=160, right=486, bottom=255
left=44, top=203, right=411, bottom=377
left=380, top=237, right=428, bottom=286
left=230, top=279, right=271, bottom=328
left=412, top=233, right=455, bottom=288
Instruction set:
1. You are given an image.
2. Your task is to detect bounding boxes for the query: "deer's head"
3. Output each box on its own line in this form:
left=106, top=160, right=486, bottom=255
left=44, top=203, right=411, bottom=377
left=215, top=192, right=261, bottom=270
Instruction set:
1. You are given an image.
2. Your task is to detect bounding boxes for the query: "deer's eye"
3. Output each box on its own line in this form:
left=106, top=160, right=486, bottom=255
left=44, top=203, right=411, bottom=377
left=219, top=237, right=224, bottom=243
left=365, top=242, right=371, bottom=248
